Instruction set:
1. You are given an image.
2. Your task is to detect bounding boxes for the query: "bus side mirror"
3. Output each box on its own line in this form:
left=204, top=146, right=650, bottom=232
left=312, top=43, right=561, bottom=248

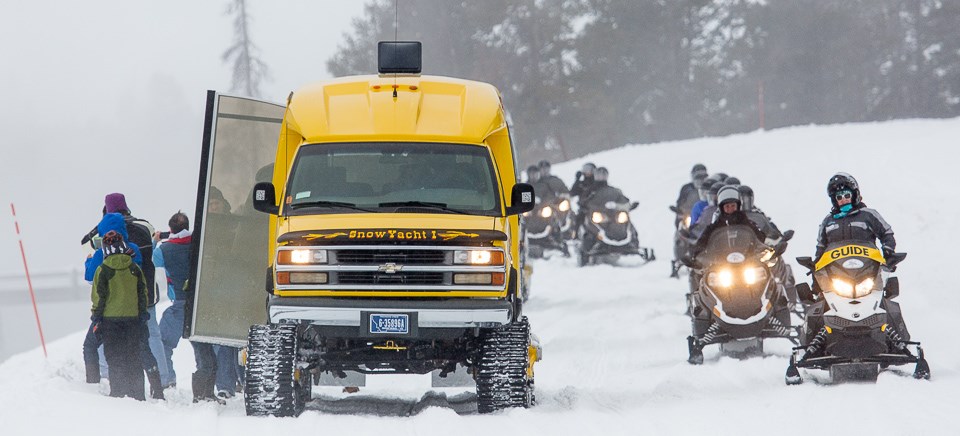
left=252, top=182, right=280, bottom=215
left=505, top=183, right=535, bottom=216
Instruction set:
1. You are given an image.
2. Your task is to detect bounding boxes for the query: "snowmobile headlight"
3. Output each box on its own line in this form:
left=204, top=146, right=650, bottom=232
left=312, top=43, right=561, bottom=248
left=558, top=199, right=570, bottom=212
left=831, top=278, right=855, bottom=298
left=616, top=211, right=629, bottom=224
left=454, top=250, right=505, bottom=265
left=540, top=206, right=553, bottom=218
left=278, top=249, right=328, bottom=265
left=708, top=269, right=735, bottom=288
left=592, top=211, right=605, bottom=223
left=855, top=277, right=875, bottom=296
left=743, top=266, right=767, bottom=285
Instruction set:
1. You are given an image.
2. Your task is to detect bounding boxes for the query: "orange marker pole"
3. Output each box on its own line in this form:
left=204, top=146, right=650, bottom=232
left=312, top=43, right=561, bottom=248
left=10, top=203, right=47, bottom=358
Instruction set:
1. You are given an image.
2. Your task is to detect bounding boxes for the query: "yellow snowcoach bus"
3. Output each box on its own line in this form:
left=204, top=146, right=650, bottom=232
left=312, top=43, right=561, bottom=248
left=185, top=42, right=540, bottom=416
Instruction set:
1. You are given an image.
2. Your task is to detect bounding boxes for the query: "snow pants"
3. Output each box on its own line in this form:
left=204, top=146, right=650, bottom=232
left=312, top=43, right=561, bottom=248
left=101, top=319, right=145, bottom=401
left=159, top=300, right=186, bottom=384
left=83, top=308, right=161, bottom=384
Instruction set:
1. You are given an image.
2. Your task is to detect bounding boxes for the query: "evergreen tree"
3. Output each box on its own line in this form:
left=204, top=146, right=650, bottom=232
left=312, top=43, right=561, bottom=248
left=223, top=0, right=269, bottom=97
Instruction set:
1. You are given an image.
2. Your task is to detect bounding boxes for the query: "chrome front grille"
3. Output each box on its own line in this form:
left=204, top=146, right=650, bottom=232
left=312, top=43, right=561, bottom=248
left=337, top=271, right=445, bottom=285
left=334, top=249, right=446, bottom=265
left=275, top=245, right=507, bottom=292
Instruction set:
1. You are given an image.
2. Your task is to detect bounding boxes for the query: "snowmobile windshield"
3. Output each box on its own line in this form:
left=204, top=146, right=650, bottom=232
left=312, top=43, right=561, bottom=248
left=702, top=224, right=766, bottom=265
left=284, top=142, right=501, bottom=216
left=814, top=243, right=885, bottom=299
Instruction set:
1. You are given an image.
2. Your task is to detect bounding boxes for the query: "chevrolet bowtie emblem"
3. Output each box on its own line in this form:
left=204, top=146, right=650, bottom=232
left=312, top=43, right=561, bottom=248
left=378, top=263, right=403, bottom=274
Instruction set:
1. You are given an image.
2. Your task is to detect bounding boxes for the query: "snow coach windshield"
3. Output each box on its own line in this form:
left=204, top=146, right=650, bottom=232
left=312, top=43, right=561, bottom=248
left=284, top=142, right=501, bottom=216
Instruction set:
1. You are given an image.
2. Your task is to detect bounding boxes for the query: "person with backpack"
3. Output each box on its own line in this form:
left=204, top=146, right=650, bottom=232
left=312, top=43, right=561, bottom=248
left=102, top=193, right=173, bottom=388
left=83, top=212, right=165, bottom=399
left=90, top=227, right=150, bottom=401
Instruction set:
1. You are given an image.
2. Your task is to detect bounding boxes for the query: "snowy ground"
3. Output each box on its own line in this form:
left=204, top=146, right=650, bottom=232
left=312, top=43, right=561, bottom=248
left=2, top=118, right=957, bottom=435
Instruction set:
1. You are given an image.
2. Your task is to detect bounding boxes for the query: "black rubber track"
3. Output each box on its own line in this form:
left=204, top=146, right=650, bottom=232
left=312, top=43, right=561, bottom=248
left=476, top=316, right=533, bottom=414
left=244, top=323, right=308, bottom=417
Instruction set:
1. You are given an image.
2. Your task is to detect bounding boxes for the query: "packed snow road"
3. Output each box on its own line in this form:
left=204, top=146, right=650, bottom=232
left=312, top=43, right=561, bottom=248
left=1, top=118, right=958, bottom=435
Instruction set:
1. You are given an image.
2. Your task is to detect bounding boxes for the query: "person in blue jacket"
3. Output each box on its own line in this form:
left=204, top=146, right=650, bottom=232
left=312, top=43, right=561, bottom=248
left=83, top=213, right=164, bottom=399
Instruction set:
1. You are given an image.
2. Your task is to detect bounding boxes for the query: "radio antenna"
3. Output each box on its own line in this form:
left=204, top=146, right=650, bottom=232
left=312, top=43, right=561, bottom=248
left=393, top=0, right=399, bottom=98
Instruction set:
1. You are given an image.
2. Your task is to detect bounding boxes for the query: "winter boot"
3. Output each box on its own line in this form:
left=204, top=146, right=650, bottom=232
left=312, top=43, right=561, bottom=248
left=146, top=367, right=164, bottom=400
left=192, top=372, right=216, bottom=403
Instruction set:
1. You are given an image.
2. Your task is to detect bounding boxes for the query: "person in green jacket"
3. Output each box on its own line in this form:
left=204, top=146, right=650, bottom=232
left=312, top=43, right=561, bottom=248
left=91, top=230, right=149, bottom=401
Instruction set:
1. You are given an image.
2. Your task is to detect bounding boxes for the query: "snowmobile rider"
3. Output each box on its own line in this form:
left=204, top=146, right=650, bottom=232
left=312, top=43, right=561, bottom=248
left=689, top=176, right=718, bottom=226
left=537, top=160, right=571, bottom=199
left=570, top=162, right=598, bottom=234
left=674, top=164, right=708, bottom=225
left=687, top=186, right=766, bottom=263
left=802, top=172, right=910, bottom=353
left=739, top=185, right=785, bottom=244
left=526, top=165, right=553, bottom=202
left=815, top=173, right=895, bottom=261
left=583, top=167, right=630, bottom=207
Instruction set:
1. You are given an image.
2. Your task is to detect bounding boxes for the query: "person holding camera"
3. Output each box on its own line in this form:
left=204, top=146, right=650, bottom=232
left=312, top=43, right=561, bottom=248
left=83, top=212, right=164, bottom=399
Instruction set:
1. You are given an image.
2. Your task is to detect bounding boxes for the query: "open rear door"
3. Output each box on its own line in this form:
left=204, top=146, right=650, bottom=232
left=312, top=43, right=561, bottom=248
left=185, top=91, right=284, bottom=346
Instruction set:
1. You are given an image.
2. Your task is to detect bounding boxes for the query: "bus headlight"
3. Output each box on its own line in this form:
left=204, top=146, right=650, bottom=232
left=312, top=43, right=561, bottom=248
left=278, top=249, right=327, bottom=265
left=454, top=250, right=505, bottom=265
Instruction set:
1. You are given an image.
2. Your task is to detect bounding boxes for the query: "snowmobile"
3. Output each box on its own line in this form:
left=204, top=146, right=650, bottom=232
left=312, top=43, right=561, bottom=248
left=686, top=224, right=795, bottom=364
left=576, top=198, right=654, bottom=267
left=523, top=196, right=571, bottom=259
left=785, top=243, right=930, bottom=384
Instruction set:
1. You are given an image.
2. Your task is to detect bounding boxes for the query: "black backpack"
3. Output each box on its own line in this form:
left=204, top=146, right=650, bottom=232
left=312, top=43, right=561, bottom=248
left=124, top=215, right=158, bottom=306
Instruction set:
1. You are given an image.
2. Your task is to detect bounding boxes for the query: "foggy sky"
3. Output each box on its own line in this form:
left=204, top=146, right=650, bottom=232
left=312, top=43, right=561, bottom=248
left=0, top=0, right=366, bottom=275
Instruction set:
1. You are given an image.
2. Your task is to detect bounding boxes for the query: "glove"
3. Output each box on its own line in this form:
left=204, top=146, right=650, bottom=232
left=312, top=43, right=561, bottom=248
left=575, top=171, right=583, bottom=180
left=92, top=322, right=102, bottom=342
left=882, top=246, right=895, bottom=259
left=139, top=312, right=150, bottom=323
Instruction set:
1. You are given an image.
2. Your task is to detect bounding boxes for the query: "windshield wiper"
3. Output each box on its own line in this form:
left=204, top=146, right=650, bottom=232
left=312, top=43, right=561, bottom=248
left=378, top=201, right=471, bottom=215
left=289, top=200, right=376, bottom=213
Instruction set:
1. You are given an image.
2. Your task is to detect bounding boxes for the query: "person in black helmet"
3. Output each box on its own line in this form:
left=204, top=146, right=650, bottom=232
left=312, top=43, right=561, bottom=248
left=674, top=164, right=708, bottom=223
left=526, top=165, right=552, bottom=201
left=802, top=172, right=910, bottom=355
left=570, top=162, right=598, bottom=234
left=739, top=185, right=784, bottom=244
left=537, top=160, right=570, bottom=199
left=815, top=173, right=895, bottom=260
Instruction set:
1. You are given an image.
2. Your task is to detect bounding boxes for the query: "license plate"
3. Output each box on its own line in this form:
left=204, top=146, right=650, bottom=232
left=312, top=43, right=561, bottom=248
left=370, top=314, right=409, bottom=334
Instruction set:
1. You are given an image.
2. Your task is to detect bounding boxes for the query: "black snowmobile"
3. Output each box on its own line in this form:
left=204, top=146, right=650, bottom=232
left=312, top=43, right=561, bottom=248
left=576, top=191, right=654, bottom=267
left=686, top=224, right=796, bottom=364
left=523, top=195, right=572, bottom=259
left=785, top=243, right=930, bottom=384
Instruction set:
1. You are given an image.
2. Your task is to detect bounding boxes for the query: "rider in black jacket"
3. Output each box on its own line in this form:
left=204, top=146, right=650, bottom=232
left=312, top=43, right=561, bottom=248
left=815, top=173, right=896, bottom=260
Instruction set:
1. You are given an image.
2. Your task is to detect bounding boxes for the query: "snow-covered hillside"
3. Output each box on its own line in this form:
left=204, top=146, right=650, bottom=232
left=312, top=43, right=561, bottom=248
left=1, top=118, right=957, bottom=436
